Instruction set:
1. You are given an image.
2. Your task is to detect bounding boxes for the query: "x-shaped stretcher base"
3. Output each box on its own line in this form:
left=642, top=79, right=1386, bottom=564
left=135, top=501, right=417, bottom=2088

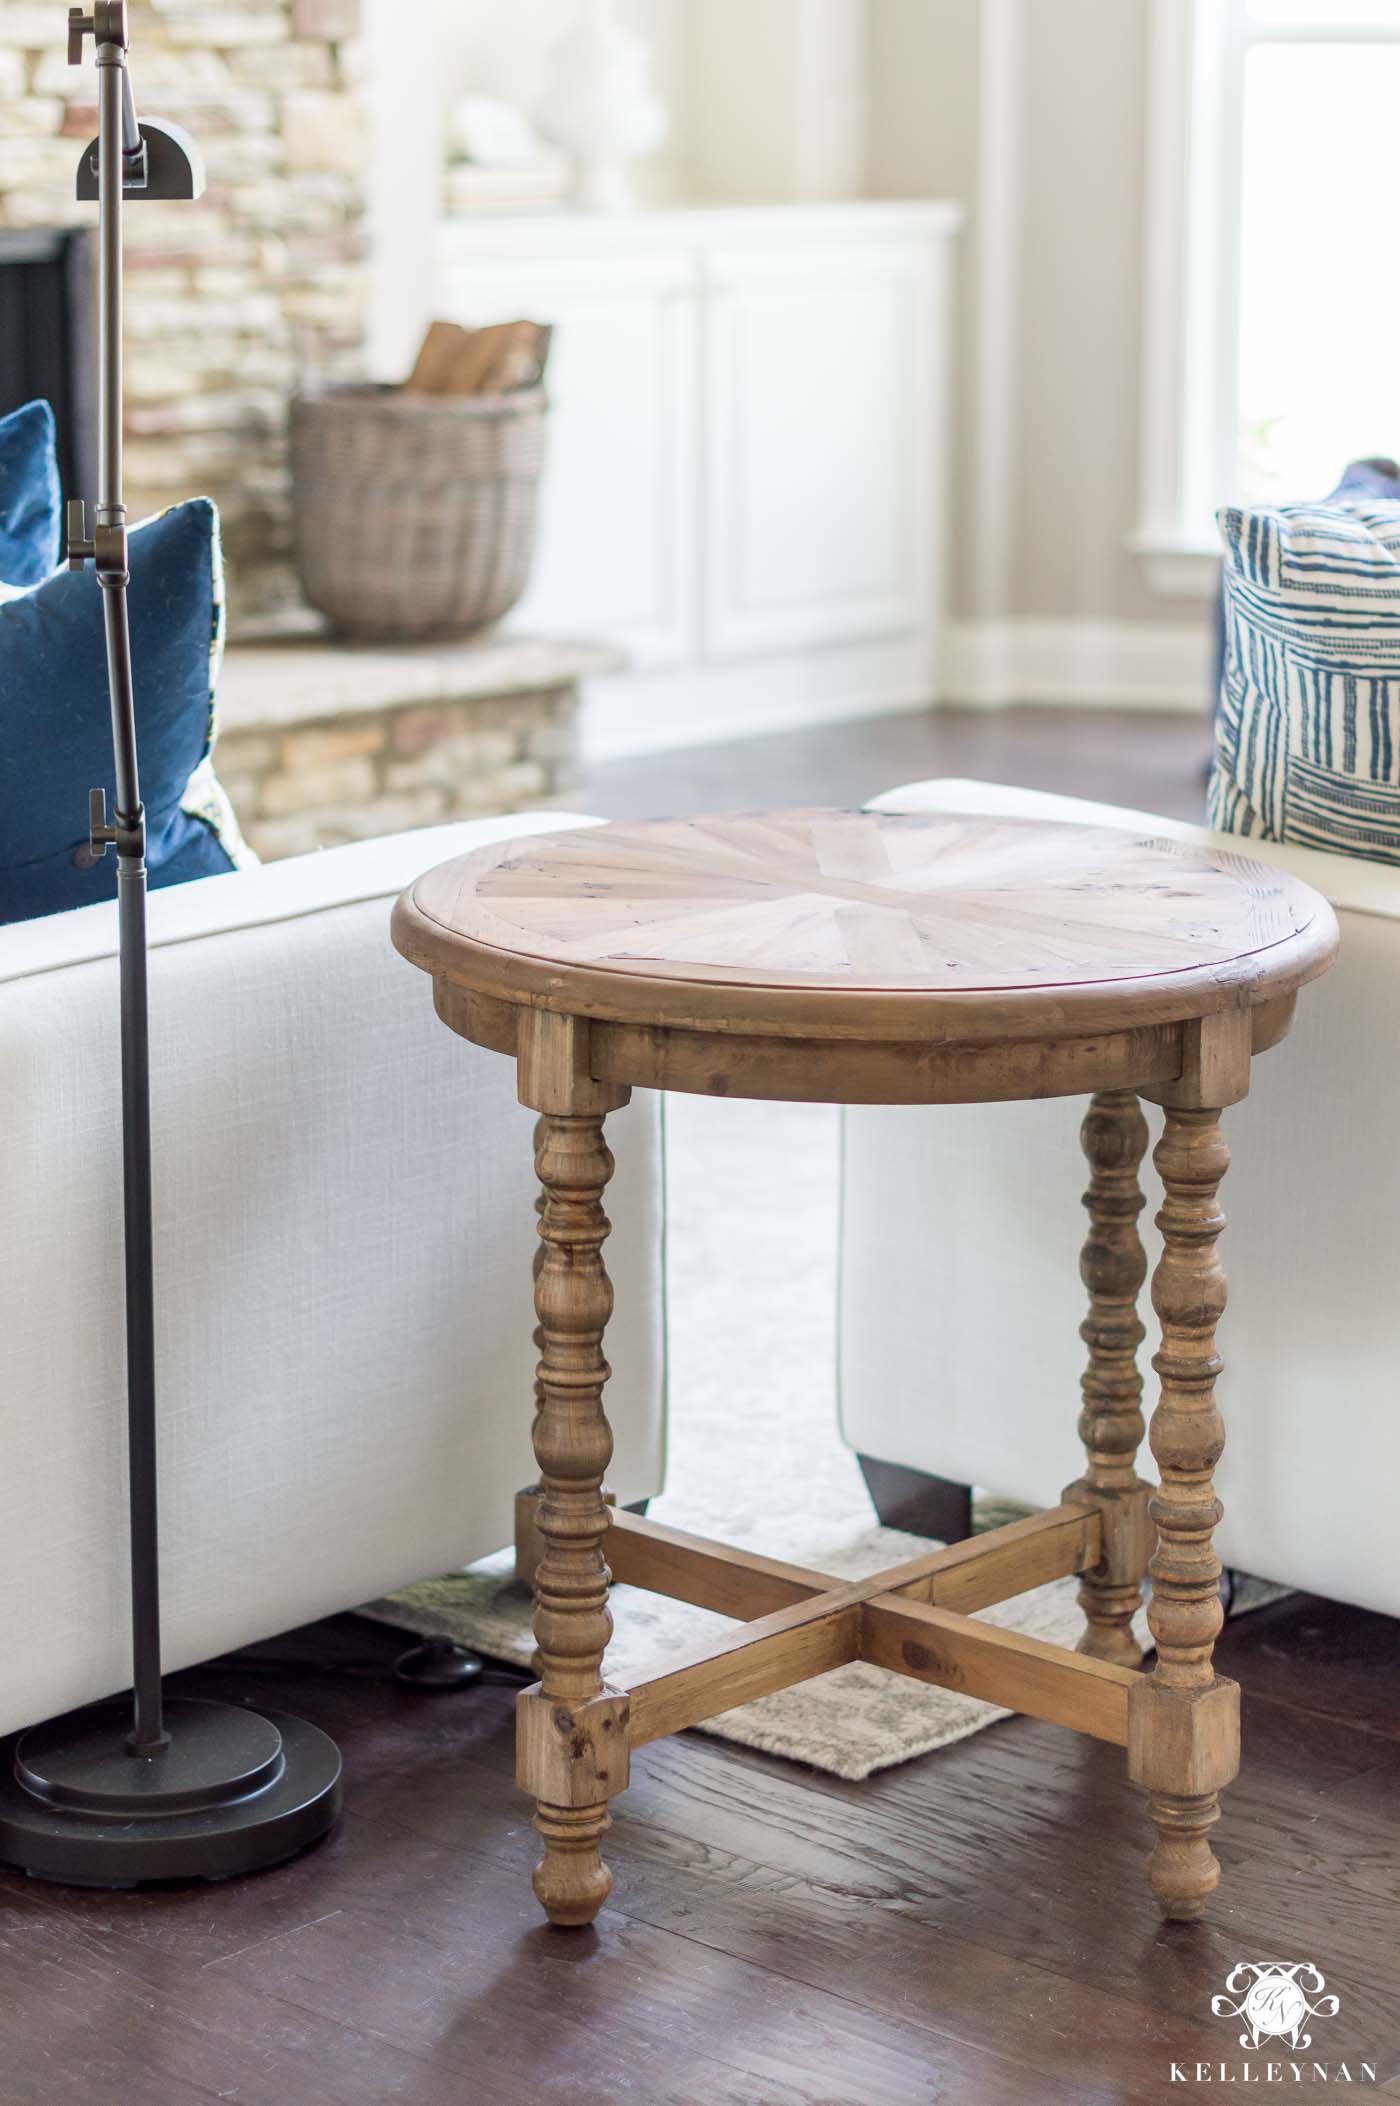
left=515, top=1497, right=1144, bottom=1840
left=601, top=1500, right=1138, bottom=1744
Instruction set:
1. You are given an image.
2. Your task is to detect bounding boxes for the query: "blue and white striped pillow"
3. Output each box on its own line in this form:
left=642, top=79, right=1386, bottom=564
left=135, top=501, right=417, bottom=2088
left=1210, top=501, right=1400, bottom=865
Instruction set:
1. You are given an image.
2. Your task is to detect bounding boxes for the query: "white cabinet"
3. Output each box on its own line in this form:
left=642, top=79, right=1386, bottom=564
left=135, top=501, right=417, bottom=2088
left=436, top=202, right=960, bottom=756
left=435, top=248, right=698, bottom=668
left=703, top=236, right=938, bottom=660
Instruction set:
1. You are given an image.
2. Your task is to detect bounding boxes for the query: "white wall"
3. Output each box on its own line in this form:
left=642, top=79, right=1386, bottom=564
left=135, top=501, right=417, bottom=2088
left=362, top=0, right=442, bottom=377
left=427, top=0, right=690, bottom=202
left=867, top=0, right=982, bottom=612
left=685, top=0, right=869, bottom=202
left=1015, top=0, right=1184, bottom=627
left=426, top=0, right=870, bottom=207
left=868, top=0, right=1210, bottom=642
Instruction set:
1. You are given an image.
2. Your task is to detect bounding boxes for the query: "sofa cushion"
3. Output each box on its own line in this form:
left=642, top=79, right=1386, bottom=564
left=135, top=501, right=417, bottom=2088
left=1210, top=499, right=1400, bottom=864
left=0, top=809, right=604, bottom=983
left=0, top=496, right=252, bottom=924
left=0, top=808, right=667, bottom=1737
left=0, top=400, right=61, bottom=586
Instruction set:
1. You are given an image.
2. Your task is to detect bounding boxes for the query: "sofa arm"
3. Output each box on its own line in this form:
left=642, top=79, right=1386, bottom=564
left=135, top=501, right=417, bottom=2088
left=0, top=809, right=604, bottom=982
left=840, top=777, right=1400, bottom=1618
left=0, top=815, right=666, bottom=1736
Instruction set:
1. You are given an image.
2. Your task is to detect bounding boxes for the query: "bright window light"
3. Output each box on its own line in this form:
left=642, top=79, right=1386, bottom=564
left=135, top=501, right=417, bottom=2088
left=1236, top=41, right=1400, bottom=500
left=1247, top=0, right=1400, bottom=21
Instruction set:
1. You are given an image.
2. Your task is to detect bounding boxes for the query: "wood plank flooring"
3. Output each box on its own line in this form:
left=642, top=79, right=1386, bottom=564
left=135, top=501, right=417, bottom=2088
left=4, top=706, right=1391, bottom=2106
left=2, top=1593, right=1396, bottom=2105
left=580, top=702, right=1212, bottom=825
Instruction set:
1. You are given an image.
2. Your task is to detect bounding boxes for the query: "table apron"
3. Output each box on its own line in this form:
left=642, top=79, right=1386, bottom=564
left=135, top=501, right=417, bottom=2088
left=433, top=982, right=1299, bottom=1107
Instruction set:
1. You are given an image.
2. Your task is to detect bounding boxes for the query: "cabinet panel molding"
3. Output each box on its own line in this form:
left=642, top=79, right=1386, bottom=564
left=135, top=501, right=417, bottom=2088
left=435, top=203, right=959, bottom=714
left=703, top=241, right=936, bottom=660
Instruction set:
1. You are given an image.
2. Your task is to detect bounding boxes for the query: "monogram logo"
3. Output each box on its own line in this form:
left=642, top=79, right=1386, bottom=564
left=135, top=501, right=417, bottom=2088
left=1211, top=1962, right=1341, bottom=2052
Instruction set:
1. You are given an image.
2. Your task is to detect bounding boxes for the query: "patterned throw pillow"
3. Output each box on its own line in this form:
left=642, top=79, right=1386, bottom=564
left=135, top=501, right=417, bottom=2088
left=0, top=400, right=61, bottom=587
left=1211, top=501, right=1400, bottom=863
left=0, top=495, right=254, bottom=923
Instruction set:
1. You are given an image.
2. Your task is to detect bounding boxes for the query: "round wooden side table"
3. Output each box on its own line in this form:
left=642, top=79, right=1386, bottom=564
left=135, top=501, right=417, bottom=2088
left=392, top=808, right=1338, bottom=1932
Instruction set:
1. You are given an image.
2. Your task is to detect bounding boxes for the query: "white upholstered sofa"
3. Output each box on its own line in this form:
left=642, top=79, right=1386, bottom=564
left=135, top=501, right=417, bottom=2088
left=838, top=777, right=1398, bottom=1620
left=0, top=812, right=666, bottom=1739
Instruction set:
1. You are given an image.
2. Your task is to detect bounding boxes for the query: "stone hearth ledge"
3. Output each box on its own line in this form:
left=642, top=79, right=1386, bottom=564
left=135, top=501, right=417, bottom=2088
left=218, top=633, right=625, bottom=734
left=215, top=632, right=624, bottom=862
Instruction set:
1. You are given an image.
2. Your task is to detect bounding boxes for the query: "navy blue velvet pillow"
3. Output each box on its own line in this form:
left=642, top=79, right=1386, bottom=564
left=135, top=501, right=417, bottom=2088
left=0, top=400, right=61, bottom=586
left=0, top=497, right=251, bottom=923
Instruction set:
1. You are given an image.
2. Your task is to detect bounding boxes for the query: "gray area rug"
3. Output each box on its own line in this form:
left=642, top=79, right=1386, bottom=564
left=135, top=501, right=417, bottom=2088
left=369, top=1096, right=1280, bottom=1782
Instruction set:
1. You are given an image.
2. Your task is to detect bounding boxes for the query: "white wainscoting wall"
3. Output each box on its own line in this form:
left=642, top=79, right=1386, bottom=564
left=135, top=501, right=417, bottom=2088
left=944, top=618, right=1213, bottom=713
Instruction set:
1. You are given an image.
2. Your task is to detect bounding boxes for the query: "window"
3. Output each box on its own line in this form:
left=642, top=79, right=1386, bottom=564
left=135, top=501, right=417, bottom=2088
left=1136, top=0, right=1400, bottom=593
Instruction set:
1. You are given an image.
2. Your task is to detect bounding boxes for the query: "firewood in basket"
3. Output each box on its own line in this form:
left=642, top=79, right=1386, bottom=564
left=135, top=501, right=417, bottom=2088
left=403, top=320, right=474, bottom=394
left=476, top=321, right=554, bottom=394
left=403, top=318, right=552, bottom=397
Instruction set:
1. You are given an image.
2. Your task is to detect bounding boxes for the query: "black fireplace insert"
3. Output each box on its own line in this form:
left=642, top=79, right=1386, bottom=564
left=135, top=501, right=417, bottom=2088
left=0, top=226, right=96, bottom=513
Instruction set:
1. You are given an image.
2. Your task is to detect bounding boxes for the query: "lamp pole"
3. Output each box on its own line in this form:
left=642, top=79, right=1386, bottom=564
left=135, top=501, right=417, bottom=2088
left=0, top=1, right=341, bottom=1886
left=81, top=2, right=165, bottom=1760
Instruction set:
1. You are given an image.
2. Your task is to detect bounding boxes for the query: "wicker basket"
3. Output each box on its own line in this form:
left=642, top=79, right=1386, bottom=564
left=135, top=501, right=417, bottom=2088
left=289, top=383, right=548, bottom=643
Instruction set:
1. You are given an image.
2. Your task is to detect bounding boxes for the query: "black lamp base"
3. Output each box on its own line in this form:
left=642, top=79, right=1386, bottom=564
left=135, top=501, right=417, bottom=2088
left=0, top=1698, right=341, bottom=1888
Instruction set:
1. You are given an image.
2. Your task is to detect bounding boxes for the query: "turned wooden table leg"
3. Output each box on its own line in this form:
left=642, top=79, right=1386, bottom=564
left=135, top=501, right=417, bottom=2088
left=515, top=1011, right=631, bottom=1929
left=1063, top=1090, right=1152, bottom=1668
left=1129, top=1097, right=1240, bottom=1920
left=512, top=1188, right=550, bottom=1592
left=516, top=1187, right=623, bottom=1591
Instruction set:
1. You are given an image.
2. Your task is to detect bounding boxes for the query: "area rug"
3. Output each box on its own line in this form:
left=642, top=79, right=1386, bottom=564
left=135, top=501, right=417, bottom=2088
left=368, top=1095, right=1281, bottom=1782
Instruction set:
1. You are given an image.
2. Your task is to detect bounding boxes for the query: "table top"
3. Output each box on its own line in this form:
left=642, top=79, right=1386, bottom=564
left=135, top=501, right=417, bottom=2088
left=393, top=809, right=1338, bottom=1050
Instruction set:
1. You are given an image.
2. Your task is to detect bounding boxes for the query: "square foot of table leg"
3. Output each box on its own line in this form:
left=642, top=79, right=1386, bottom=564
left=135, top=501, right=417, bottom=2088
left=517, top=1685, right=631, bottom=1929
left=1127, top=1675, right=1240, bottom=1921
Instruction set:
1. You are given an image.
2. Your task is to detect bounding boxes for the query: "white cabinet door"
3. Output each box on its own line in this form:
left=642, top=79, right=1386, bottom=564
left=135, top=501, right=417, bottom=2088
left=438, top=251, right=699, bottom=668
left=702, top=237, right=937, bottom=661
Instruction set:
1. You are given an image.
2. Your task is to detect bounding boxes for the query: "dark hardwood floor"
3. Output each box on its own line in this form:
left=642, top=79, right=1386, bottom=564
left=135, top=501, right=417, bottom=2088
left=5, top=706, right=1393, bottom=2106
left=581, top=701, right=1212, bottom=824
left=3, top=1594, right=1397, bottom=2106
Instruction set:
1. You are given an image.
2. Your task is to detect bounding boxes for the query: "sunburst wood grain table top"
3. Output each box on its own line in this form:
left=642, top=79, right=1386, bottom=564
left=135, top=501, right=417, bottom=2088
left=392, top=806, right=1338, bottom=1935
left=393, top=808, right=1336, bottom=1098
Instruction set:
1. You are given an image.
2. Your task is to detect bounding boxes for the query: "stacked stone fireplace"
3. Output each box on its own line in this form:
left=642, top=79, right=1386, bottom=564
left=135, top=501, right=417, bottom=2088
left=0, top=0, right=367, bottom=622
left=0, top=0, right=595, bottom=850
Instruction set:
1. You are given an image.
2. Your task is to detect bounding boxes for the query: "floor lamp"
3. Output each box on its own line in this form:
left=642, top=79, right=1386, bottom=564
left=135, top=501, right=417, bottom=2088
left=0, top=1, right=342, bottom=1885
